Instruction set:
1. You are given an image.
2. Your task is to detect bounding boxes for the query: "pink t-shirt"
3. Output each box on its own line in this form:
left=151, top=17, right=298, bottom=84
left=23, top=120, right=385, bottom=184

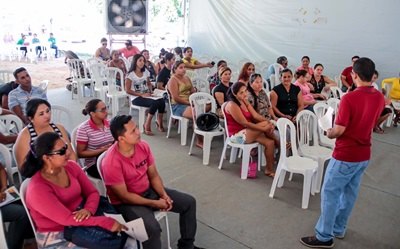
left=294, top=80, right=314, bottom=106
left=333, top=86, right=385, bottom=162
left=119, top=46, right=140, bottom=59
left=296, top=66, right=314, bottom=75
left=26, top=161, right=115, bottom=232
left=102, top=141, right=155, bottom=205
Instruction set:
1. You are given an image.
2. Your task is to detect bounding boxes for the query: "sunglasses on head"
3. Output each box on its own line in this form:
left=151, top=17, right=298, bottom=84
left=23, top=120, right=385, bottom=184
left=47, top=144, right=68, bottom=156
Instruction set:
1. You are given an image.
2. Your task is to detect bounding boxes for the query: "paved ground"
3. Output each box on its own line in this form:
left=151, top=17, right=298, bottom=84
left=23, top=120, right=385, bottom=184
left=46, top=88, right=400, bottom=249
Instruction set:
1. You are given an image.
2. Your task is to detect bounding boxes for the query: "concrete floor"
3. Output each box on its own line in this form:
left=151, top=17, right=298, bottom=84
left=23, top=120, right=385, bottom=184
left=48, top=88, right=400, bottom=249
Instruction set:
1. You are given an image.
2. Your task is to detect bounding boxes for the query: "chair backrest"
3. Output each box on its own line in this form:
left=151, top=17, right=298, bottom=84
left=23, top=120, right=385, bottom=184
left=326, top=98, right=340, bottom=115
left=19, top=178, right=39, bottom=241
left=313, top=102, right=334, bottom=144
left=330, top=86, right=344, bottom=99
left=96, top=151, right=110, bottom=202
left=0, top=114, right=23, bottom=136
left=276, top=118, right=299, bottom=160
left=120, top=56, right=131, bottom=71
left=105, top=67, right=125, bottom=94
left=67, top=59, right=90, bottom=80
left=70, top=125, right=86, bottom=169
left=296, top=110, right=319, bottom=147
left=37, top=80, right=49, bottom=93
left=88, top=62, right=107, bottom=85
left=189, top=92, right=217, bottom=129
left=0, top=143, right=14, bottom=185
left=51, top=105, right=73, bottom=132
left=0, top=70, right=13, bottom=85
left=185, top=70, right=198, bottom=81
left=192, top=77, right=210, bottom=93
left=86, top=57, right=103, bottom=67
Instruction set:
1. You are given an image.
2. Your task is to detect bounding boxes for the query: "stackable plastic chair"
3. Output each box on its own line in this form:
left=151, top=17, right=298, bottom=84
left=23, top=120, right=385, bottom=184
left=296, top=110, right=333, bottom=193
left=269, top=118, right=318, bottom=209
left=166, top=91, right=190, bottom=146
left=188, top=92, right=225, bottom=165
left=105, top=67, right=127, bottom=117
left=313, top=102, right=335, bottom=149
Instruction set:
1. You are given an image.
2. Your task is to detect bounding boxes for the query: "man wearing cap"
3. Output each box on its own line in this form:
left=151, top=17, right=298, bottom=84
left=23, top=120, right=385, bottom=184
left=119, top=40, right=140, bottom=59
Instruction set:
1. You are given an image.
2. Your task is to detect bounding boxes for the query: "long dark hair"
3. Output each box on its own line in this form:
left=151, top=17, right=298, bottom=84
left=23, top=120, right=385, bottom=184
left=247, top=73, right=262, bottom=110
left=128, top=54, right=145, bottom=73
left=227, top=81, right=246, bottom=106
left=26, top=98, right=51, bottom=119
left=21, top=132, right=60, bottom=178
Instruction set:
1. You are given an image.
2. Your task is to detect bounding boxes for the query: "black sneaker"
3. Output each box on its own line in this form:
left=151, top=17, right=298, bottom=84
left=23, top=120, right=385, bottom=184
left=300, top=236, right=334, bottom=248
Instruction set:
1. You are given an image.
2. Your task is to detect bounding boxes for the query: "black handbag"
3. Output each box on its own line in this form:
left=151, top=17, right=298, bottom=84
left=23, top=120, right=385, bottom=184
left=196, top=112, right=220, bottom=131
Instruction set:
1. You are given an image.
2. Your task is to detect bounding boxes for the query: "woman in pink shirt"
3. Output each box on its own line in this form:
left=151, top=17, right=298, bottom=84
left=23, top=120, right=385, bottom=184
left=294, top=70, right=316, bottom=111
left=296, top=56, right=314, bottom=75
left=224, top=82, right=276, bottom=177
left=21, top=132, right=127, bottom=249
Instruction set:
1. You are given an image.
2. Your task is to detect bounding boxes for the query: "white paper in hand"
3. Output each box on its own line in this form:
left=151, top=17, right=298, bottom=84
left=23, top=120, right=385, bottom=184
left=318, top=107, right=334, bottom=131
left=104, top=213, right=148, bottom=242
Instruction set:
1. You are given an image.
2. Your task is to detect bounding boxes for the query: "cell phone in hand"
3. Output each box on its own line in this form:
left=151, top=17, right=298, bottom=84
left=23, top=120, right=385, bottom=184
left=210, top=61, right=215, bottom=66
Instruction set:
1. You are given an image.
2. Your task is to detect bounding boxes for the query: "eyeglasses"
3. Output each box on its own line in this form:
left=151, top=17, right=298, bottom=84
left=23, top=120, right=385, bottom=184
left=95, top=107, right=107, bottom=113
left=47, top=144, right=68, bottom=156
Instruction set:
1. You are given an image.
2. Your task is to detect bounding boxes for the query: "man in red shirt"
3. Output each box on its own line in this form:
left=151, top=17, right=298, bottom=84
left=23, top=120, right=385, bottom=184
left=340, top=55, right=359, bottom=92
left=119, top=40, right=140, bottom=59
left=300, top=58, right=385, bottom=248
left=101, top=115, right=204, bottom=249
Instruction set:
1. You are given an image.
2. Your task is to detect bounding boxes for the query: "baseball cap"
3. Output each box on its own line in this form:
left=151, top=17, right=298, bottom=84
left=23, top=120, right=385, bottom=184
left=125, top=40, right=132, bottom=46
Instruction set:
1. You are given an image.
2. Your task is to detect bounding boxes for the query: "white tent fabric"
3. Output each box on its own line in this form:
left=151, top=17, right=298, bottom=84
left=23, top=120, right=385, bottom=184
left=187, top=0, right=400, bottom=79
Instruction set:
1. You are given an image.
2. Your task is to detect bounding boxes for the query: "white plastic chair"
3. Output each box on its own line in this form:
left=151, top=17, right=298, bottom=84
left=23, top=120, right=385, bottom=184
left=106, top=67, right=127, bottom=117
left=19, top=179, right=39, bottom=243
left=192, top=77, right=210, bottom=93
left=121, top=56, right=131, bottom=72
left=313, top=102, right=335, bottom=149
left=37, top=80, right=49, bottom=93
left=129, top=99, right=149, bottom=133
left=188, top=93, right=225, bottom=165
left=0, top=143, right=19, bottom=186
left=218, top=102, right=261, bottom=180
left=166, top=91, right=190, bottom=146
left=67, top=59, right=95, bottom=101
left=11, top=144, right=23, bottom=184
left=326, top=98, right=340, bottom=116
left=269, top=118, right=318, bottom=209
left=70, top=126, right=86, bottom=169
left=51, top=105, right=73, bottom=132
left=96, top=152, right=171, bottom=249
left=296, top=110, right=333, bottom=193
left=329, top=86, right=344, bottom=99
left=89, top=62, right=108, bottom=102
left=185, top=70, right=198, bottom=81
left=0, top=70, right=13, bottom=85
left=0, top=114, right=23, bottom=137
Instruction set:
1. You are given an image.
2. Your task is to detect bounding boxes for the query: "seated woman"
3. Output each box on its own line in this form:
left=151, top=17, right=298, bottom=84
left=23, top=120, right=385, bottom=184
left=107, top=50, right=127, bottom=86
left=309, top=63, right=337, bottom=100
left=21, top=132, right=126, bottom=249
left=0, top=165, right=36, bottom=249
left=294, top=70, right=316, bottom=112
left=238, top=62, right=255, bottom=85
left=224, top=82, right=276, bottom=177
left=213, top=66, right=233, bottom=118
left=76, top=99, right=114, bottom=178
left=247, top=73, right=278, bottom=122
left=270, top=68, right=304, bottom=122
left=156, top=52, right=175, bottom=90
left=141, top=49, right=158, bottom=82
left=182, top=47, right=214, bottom=70
left=125, top=54, right=166, bottom=135
left=167, top=60, right=203, bottom=147
left=94, top=37, right=111, bottom=62
left=14, top=98, right=76, bottom=171
left=296, top=56, right=314, bottom=75
left=208, top=60, right=227, bottom=90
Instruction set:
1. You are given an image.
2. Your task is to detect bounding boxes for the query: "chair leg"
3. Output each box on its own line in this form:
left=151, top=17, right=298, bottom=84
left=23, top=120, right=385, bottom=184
left=302, top=171, right=313, bottom=209
left=164, top=214, right=172, bottom=249
left=188, top=133, right=196, bottom=155
left=229, top=147, right=238, bottom=163
left=315, top=158, right=325, bottom=193
left=202, top=135, right=212, bottom=165
left=240, top=148, right=251, bottom=179
left=269, top=167, right=283, bottom=198
left=138, top=109, right=146, bottom=133
left=166, top=117, right=172, bottom=138
left=180, top=119, right=189, bottom=146
left=218, top=141, right=228, bottom=170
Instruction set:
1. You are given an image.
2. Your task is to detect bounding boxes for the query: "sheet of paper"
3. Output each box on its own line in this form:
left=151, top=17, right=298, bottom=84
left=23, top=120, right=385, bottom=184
left=125, top=237, right=140, bottom=249
left=0, top=186, right=20, bottom=207
left=104, top=214, right=148, bottom=242
left=318, top=107, right=334, bottom=131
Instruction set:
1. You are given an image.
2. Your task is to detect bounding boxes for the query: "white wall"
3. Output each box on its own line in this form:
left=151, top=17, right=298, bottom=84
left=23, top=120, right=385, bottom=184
left=187, top=0, right=400, bottom=79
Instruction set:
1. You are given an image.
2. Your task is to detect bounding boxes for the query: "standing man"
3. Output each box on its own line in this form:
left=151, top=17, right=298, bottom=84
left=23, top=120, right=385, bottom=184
left=102, top=115, right=204, bottom=249
left=8, top=67, right=47, bottom=124
left=300, top=57, right=385, bottom=248
left=340, top=55, right=360, bottom=92
left=119, top=40, right=140, bottom=59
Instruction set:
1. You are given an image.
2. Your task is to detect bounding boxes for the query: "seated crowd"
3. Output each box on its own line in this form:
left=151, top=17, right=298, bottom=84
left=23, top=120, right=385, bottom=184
left=0, top=47, right=397, bottom=249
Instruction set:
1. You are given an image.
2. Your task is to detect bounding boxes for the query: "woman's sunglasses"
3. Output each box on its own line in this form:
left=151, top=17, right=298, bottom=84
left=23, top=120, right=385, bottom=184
left=47, top=144, right=68, bottom=156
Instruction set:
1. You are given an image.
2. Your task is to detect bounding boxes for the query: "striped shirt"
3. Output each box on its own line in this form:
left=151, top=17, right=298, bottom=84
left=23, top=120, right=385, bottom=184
left=8, top=86, right=47, bottom=115
left=76, top=118, right=113, bottom=168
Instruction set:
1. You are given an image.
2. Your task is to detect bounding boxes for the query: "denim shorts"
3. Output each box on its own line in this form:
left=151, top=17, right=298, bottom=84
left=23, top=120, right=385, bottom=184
left=171, top=104, right=188, bottom=117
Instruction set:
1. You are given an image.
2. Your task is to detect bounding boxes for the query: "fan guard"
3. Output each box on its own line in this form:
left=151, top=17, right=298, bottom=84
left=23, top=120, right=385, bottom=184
left=107, top=0, right=147, bottom=33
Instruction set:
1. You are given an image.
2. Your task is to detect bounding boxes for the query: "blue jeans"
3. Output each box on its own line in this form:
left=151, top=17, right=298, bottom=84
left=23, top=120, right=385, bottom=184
left=315, top=158, right=369, bottom=241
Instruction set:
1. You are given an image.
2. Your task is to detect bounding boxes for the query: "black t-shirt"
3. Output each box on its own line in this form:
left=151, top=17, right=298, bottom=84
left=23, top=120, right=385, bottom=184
left=272, top=83, right=301, bottom=117
left=156, top=67, right=171, bottom=88
left=212, top=82, right=232, bottom=108
left=0, top=81, right=18, bottom=98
